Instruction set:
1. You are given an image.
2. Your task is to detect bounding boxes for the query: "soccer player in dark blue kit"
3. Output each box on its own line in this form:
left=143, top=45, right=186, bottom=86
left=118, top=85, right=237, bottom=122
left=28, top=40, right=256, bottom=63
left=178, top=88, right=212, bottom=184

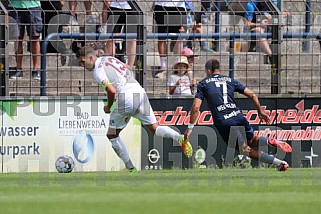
left=184, top=59, right=292, bottom=171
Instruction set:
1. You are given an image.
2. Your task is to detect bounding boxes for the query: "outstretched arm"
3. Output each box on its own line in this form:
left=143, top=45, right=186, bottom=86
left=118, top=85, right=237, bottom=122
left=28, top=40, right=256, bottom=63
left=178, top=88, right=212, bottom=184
left=243, top=88, right=270, bottom=124
left=184, top=98, right=202, bottom=141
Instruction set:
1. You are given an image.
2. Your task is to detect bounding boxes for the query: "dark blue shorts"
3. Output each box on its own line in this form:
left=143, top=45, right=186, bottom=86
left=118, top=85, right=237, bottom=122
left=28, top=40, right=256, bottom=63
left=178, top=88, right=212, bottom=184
left=9, top=7, right=43, bottom=37
left=215, top=116, right=254, bottom=146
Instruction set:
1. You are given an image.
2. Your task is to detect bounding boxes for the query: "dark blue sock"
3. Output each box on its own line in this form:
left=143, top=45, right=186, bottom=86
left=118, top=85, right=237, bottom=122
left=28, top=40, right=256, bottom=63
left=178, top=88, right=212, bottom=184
left=259, top=152, right=275, bottom=164
left=258, top=136, right=269, bottom=146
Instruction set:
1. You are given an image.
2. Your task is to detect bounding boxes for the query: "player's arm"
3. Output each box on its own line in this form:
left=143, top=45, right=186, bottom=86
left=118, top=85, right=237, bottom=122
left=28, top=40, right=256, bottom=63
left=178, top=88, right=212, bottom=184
left=104, top=84, right=116, bottom=114
left=243, top=87, right=270, bottom=124
left=184, top=98, right=202, bottom=141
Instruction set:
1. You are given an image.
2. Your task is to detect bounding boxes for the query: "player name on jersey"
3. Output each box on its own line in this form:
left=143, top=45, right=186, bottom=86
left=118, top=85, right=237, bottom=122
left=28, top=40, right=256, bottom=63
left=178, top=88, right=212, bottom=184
left=217, top=103, right=237, bottom=111
left=205, top=76, right=232, bottom=84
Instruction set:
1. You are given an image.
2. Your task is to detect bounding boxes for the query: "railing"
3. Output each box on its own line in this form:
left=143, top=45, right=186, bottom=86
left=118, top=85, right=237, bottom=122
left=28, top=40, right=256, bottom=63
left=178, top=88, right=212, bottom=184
left=41, top=32, right=321, bottom=96
left=2, top=0, right=321, bottom=96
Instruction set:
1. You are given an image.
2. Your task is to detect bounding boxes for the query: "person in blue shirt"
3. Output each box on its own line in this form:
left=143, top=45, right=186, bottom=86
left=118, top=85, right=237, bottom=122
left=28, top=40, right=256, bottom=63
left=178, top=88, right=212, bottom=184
left=244, top=0, right=288, bottom=63
left=184, top=59, right=292, bottom=171
left=244, top=0, right=278, bottom=63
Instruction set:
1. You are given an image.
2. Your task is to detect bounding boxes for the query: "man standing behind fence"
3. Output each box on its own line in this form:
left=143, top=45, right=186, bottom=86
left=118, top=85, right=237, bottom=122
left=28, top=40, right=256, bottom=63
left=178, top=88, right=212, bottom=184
left=101, top=0, right=139, bottom=69
left=8, top=0, right=42, bottom=80
left=153, top=0, right=187, bottom=78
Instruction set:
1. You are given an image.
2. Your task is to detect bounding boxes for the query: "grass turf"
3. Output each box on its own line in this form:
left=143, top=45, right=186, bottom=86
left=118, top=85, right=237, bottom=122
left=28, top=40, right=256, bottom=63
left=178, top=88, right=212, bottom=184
left=1, top=168, right=321, bottom=214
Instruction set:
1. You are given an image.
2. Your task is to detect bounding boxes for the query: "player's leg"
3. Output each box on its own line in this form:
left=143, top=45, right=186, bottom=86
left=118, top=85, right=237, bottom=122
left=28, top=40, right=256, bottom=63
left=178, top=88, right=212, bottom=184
left=107, top=108, right=136, bottom=172
left=221, top=117, right=289, bottom=171
left=133, top=95, right=193, bottom=157
left=243, top=121, right=289, bottom=171
left=250, top=135, right=292, bottom=153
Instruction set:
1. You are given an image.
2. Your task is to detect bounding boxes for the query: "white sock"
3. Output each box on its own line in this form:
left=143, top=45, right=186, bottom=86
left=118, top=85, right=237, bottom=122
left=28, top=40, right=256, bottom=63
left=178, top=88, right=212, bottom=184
left=155, top=126, right=181, bottom=142
left=273, top=157, right=283, bottom=166
left=110, top=137, right=134, bottom=169
left=160, top=57, right=167, bottom=71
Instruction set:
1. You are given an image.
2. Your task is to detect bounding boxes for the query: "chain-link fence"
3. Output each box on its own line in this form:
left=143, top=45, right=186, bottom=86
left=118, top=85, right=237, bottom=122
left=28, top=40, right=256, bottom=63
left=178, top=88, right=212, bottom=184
left=1, top=0, right=321, bottom=96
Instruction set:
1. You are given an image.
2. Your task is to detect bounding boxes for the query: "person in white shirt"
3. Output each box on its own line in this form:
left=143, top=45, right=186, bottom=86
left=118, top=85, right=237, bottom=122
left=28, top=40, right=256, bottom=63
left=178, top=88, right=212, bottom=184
left=153, top=0, right=187, bottom=78
left=76, top=46, right=193, bottom=172
left=168, top=56, right=194, bottom=95
left=101, top=0, right=138, bottom=69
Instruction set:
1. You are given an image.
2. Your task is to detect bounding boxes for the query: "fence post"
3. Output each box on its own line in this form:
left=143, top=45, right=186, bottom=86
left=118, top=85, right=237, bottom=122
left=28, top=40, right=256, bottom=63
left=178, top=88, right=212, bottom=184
left=214, top=1, right=221, bottom=52
left=229, top=35, right=235, bottom=78
left=270, top=0, right=283, bottom=94
left=0, top=2, right=8, bottom=96
left=303, top=0, right=311, bottom=52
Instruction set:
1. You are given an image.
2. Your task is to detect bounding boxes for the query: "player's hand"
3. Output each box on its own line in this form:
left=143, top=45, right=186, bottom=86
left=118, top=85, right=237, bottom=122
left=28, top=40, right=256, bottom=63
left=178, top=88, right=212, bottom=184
left=104, top=105, right=111, bottom=114
left=258, top=112, right=270, bottom=124
left=176, top=79, right=182, bottom=86
left=184, top=128, right=193, bottom=143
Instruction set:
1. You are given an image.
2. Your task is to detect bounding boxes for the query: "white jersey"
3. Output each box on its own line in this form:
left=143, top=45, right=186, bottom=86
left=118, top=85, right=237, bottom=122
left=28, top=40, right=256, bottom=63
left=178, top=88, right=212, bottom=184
left=110, top=1, right=131, bottom=10
left=168, top=74, right=192, bottom=95
left=154, top=0, right=186, bottom=8
left=93, top=56, right=143, bottom=94
left=94, top=57, right=157, bottom=129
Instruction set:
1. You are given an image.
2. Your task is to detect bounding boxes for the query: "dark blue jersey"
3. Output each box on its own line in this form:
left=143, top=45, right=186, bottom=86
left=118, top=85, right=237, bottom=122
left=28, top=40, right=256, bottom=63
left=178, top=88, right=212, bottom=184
left=195, top=74, right=246, bottom=125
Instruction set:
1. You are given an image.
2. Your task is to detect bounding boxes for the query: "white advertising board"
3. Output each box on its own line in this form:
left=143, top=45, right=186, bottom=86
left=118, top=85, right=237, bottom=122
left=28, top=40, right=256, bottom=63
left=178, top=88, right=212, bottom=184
left=0, top=98, right=141, bottom=173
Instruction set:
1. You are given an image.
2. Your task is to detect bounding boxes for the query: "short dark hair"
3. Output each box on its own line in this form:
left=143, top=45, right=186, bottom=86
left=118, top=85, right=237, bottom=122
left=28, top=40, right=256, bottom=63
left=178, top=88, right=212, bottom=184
left=76, top=46, right=96, bottom=59
left=205, top=59, right=220, bottom=72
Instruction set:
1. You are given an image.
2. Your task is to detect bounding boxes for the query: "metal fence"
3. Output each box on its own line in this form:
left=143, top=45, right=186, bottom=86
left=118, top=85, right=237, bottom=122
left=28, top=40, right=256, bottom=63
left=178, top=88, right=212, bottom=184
left=1, top=0, right=321, bottom=97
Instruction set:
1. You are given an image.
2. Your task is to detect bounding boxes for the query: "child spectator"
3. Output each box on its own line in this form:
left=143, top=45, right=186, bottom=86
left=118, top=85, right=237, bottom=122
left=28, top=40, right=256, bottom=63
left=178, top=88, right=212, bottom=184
left=168, top=56, right=194, bottom=95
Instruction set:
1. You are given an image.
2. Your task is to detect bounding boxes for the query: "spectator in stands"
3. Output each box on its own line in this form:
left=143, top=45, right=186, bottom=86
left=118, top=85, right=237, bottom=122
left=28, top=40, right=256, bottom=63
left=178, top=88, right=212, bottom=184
left=8, top=0, right=42, bottom=80
left=244, top=0, right=289, bottom=64
left=168, top=56, right=194, bottom=95
left=101, top=0, right=139, bottom=69
left=153, top=0, right=187, bottom=78
left=69, top=1, right=92, bottom=17
left=188, top=0, right=214, bottom=52
left=41, top=0, right=70, bottom=66
left=181, top=47, right=195, bottom=82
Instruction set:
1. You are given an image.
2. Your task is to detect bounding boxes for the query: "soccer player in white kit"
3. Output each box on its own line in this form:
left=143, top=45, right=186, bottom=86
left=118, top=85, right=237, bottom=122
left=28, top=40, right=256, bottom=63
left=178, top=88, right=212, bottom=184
left=76, top=46, right=193, bottom=172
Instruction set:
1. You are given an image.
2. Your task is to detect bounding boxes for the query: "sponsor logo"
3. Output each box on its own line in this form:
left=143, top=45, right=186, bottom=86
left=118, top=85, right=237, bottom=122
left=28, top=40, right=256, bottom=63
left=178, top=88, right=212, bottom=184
left=154, top=100, right=321, bottom=126
left=0, top=142, right=40, bottom=159
left=145, top=149, right=162, bottom=170
left=147, top=149, right=160, bottom=164
left=154, top=107, right=213, bottom=126
left=305, top=147, right=318, bottom=167
left=72, top=130, right=95, bottom=165
left=243, top=100, right=321, bottom=125
left=154, top=100, right=321, bottom=141
left=58, top=111, right=107, bottom=135
left=195, top=148, right=206, bottom=164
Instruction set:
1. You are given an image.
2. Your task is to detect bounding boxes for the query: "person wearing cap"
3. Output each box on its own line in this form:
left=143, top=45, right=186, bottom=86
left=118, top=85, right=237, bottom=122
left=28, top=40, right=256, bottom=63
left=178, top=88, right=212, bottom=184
left=168, top=56, right=194, bottom=95
left=181, top=47, right=197, bottom=85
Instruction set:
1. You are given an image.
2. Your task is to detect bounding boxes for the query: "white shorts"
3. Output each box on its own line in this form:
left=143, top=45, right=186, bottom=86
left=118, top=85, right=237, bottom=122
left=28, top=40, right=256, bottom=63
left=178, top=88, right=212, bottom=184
left=109, top=92, right=157, bottom=129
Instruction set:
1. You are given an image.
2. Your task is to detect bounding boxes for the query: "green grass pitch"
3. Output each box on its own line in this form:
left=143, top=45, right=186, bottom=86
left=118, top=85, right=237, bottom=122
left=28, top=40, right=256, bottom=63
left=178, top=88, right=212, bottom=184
left=1, top=168, right=321, bottom=214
